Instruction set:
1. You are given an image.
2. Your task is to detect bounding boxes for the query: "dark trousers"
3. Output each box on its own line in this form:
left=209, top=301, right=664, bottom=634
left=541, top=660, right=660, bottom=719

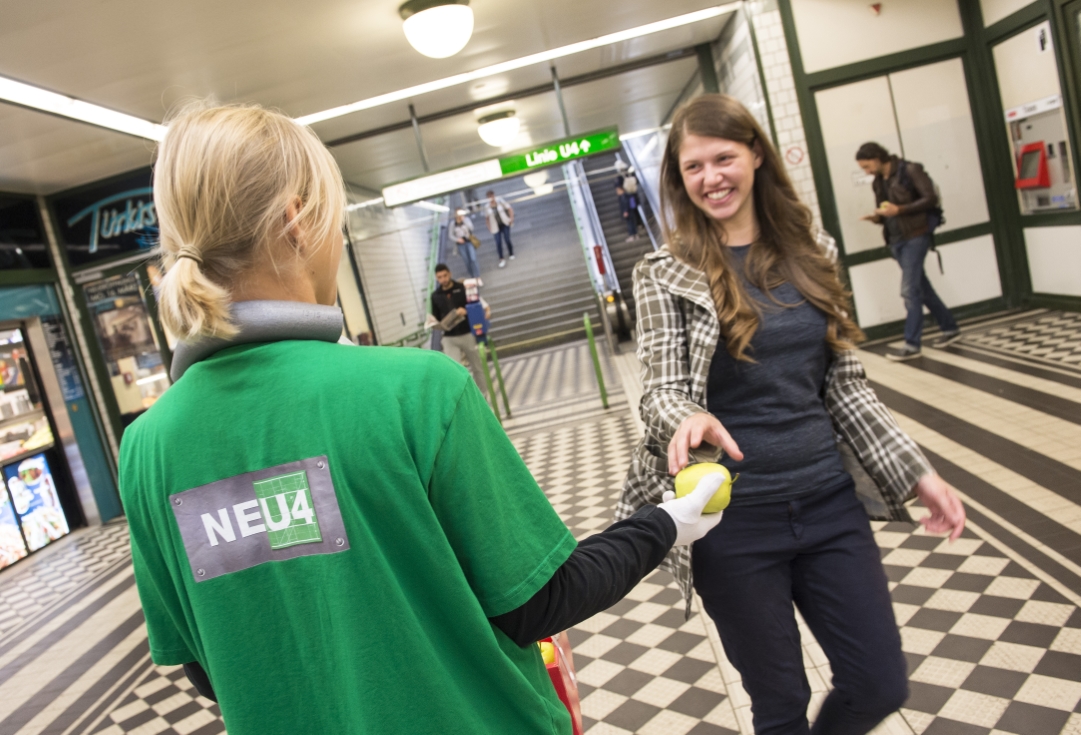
left=494, top=223, right=514, bottom=258
left=693, top=478, right=908, bottom=735
left=890, top=235, right=957, bottom=348
left=624, top=209, right=638, bottom=236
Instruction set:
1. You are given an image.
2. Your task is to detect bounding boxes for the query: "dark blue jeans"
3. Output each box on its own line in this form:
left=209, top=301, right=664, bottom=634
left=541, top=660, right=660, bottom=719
left=693, top=478, right=908, bottom=735
left=891, top=235, right=957, bottom=348
left=493, top=223, right=514, bottom=258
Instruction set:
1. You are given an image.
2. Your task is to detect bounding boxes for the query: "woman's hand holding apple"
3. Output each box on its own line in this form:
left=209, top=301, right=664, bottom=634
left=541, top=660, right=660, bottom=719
left=668, top=412, right=743, bottom=476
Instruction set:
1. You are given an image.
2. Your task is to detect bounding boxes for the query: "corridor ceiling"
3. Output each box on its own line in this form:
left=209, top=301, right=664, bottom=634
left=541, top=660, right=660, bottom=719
left=0, top=0, right=732, bottom=194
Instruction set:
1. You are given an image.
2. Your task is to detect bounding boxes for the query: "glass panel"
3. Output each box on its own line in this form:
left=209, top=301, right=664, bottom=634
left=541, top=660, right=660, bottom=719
left=83, top=273, right=170, bottom=427
left=0, top=196, right=51, bottom=270
left=993, top=22, right=1078, bottom=213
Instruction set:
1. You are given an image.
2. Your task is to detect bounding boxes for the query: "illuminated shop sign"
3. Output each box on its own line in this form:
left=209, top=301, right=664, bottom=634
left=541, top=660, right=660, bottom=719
left=49, top=169, right=158, bottom=268
left=382, top=127, right=620, bottom=207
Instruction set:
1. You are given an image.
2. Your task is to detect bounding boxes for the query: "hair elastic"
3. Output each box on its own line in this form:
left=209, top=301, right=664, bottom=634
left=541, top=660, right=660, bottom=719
left=175, top=247, right=204, bottom=266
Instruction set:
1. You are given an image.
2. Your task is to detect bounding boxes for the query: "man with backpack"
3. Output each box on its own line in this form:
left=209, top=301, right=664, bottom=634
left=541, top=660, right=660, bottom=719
left=858, top=142, right=960, bottom=361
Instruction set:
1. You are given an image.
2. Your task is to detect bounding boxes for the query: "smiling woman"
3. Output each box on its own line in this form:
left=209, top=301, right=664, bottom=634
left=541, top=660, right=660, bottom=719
left=617, top=93, right=967, bottom=735
left=659, top=93, right=862, bottom=361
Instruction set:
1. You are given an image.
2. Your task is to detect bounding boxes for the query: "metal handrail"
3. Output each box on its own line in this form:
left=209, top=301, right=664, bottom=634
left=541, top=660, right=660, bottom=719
left=477, top=343, right=501, bottom=422
left=583, top=312, right=609, bottom=409
left=487, top=339, right=512, bottom=418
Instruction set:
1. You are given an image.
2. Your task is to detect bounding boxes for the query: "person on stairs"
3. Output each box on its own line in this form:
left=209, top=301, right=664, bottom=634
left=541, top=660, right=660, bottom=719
left=449, top=208, right=481, bottom=279
left=484, top=189, right=515, bottom=268
left=617, top=184, right=639, bottom=242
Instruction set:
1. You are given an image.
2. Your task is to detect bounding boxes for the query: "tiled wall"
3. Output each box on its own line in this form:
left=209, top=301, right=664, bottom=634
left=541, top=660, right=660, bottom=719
left=714, top=10, right=770, bottom=135
left=750, top=7, right=823, bottom=228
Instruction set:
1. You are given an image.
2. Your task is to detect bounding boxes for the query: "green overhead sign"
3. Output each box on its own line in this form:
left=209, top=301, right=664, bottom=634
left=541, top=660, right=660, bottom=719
left=381, top=127, right=621, bottom=207
left=498, top=128, right=621, bottom=176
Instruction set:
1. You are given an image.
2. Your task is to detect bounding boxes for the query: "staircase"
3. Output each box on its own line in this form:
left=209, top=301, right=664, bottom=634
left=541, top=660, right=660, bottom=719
left=456, top=177, right=599, bottom=355
left=580, top=154, right=656, bottom=323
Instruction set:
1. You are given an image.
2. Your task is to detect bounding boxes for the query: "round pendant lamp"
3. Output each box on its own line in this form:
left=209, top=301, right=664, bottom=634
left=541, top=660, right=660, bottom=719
left=477, top=110, right=521, bottom=147
left=399, top=0, right=474, bottom=59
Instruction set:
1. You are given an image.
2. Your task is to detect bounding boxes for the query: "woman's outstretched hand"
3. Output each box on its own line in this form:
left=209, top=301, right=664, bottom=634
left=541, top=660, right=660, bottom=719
left=914, top=474, right=966, bottom=541
left=668, top=413, right=743, bottom=476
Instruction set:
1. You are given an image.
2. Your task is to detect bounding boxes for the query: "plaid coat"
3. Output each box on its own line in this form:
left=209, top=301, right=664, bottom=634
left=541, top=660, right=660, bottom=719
left=616, top=237, right=933, bottom=612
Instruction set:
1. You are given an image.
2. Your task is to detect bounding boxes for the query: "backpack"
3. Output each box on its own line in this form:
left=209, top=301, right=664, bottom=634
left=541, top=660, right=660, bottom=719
left=622, top=171, right=638, bottom=195
left=899, top=160, right=945, bottom=273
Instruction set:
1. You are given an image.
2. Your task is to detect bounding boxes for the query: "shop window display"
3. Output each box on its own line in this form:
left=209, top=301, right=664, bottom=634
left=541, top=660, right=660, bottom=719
left=0, top=327, right=73, bottom=569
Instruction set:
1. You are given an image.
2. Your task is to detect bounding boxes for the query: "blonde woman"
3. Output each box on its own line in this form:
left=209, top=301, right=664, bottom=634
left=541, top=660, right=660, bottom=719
left=616, top=95, right=966, bottom=735
left=121, top=103, right=724, bottom=735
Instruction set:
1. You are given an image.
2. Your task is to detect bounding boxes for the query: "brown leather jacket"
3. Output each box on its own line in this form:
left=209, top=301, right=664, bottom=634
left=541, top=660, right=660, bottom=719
left=869, top=156, right=937, bottom=243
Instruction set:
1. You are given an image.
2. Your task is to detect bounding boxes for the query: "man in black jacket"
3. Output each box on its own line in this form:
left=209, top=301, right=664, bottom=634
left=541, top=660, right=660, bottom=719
left=858, top=142, right=960, bottom=361
left=430, top=263, right=488, bottom=393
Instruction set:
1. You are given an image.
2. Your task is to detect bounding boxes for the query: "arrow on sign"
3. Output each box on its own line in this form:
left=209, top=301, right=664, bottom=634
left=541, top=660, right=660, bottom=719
left=580, top=139, right=591, bottom=152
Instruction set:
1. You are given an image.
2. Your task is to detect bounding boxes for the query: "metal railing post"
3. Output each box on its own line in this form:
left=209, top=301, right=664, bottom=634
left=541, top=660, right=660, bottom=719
left=583, top=313, right=610, bottom=409
left=478, top=343, right=502, bottom=422
left=487, top=339, right=512, bottom=418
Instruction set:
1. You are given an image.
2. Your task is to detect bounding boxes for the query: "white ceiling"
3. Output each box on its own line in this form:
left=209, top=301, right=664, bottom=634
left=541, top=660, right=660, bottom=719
left=0, top=0, right=732, bottom=194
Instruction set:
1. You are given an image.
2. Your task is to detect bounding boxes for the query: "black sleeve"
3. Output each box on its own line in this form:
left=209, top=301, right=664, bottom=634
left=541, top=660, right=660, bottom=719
left=183, top=661, right=217, bottom=702
left=490, top=505, right=676, bottom=647
left=430, top=292, right=445, bottom=321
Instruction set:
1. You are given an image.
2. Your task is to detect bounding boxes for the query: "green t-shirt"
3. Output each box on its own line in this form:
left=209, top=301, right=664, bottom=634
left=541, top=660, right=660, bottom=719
left=120, top=340, right=577, bottom=734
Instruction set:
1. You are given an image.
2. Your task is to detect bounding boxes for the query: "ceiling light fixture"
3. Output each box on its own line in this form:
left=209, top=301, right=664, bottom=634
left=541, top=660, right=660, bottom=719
left=296, top=2, right=739, bottom=126
left=522, top=171, right=549, bottom=189
left=0, top=74, right=167, bottom=141
left=476, top=110, right=520, bottom=147
left=400, top=0, right=474, bottom=59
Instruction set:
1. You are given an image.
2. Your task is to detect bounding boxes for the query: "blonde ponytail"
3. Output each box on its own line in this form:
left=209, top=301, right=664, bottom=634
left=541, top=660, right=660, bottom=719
left=153, top=102, right=346, bottom=340
left=156, top=254, right=236, bottom=338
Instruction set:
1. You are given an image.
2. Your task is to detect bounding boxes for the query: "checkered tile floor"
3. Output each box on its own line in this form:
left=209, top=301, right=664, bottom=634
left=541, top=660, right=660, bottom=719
left=0, top=521, right=130, bottom=640
left=876, top=519, right=1081, bottom=734
left=90, top=665, right=223, bottom=735
left=514, top=411, right=742, bottom=735
left=960, top=311, right=1081, bottom=370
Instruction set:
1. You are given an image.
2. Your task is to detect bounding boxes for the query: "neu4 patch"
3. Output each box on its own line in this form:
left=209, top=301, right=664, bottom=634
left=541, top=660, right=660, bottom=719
left=170, top=455, right=350, bottom=582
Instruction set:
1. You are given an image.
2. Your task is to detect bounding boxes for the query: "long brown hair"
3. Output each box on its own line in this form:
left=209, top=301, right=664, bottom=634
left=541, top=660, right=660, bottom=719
left=660, top=94, right=863, bottom=360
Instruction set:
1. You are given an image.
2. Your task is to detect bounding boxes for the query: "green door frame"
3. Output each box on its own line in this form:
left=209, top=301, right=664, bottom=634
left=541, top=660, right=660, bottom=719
left=68, top=257, right=173, bottom=450
left=775, top=0, right=1081, bottom=339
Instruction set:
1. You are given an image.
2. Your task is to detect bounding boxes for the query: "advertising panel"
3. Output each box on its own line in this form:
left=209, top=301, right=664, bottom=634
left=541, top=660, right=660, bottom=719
left=5, top=453, right=69, bottom=552
left=0, top=487, right=27, bottom=570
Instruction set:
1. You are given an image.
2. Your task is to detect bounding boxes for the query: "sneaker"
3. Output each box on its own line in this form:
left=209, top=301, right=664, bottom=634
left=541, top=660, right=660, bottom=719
left=886, top=344, right=922, bottom=361
left=498, top=259, right=506, bottom=268
left=509, top=255, right=515, bottom=260
left=932, top=330, right=962, bottom=348
left=625, top=235, right=636, bottom=242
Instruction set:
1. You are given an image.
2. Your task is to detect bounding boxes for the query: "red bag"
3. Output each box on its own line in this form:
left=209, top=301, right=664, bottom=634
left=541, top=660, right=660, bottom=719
left=540, top=632, right=583, bottom=735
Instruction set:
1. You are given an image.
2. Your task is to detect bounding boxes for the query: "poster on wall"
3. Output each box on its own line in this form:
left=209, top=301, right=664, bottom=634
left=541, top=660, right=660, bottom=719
left=0, top=488, right=28, bottom=570
left=4, top=453, right=69, bottom=552
left=49, top=169, right=157, bottom=268
left=83, top=273, right=158, bottom=363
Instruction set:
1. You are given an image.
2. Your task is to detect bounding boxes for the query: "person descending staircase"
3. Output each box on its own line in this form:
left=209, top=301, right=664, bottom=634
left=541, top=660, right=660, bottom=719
left=580, top=153, right=657, bottom=324
left=462, top=177, right=600, bottom=355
